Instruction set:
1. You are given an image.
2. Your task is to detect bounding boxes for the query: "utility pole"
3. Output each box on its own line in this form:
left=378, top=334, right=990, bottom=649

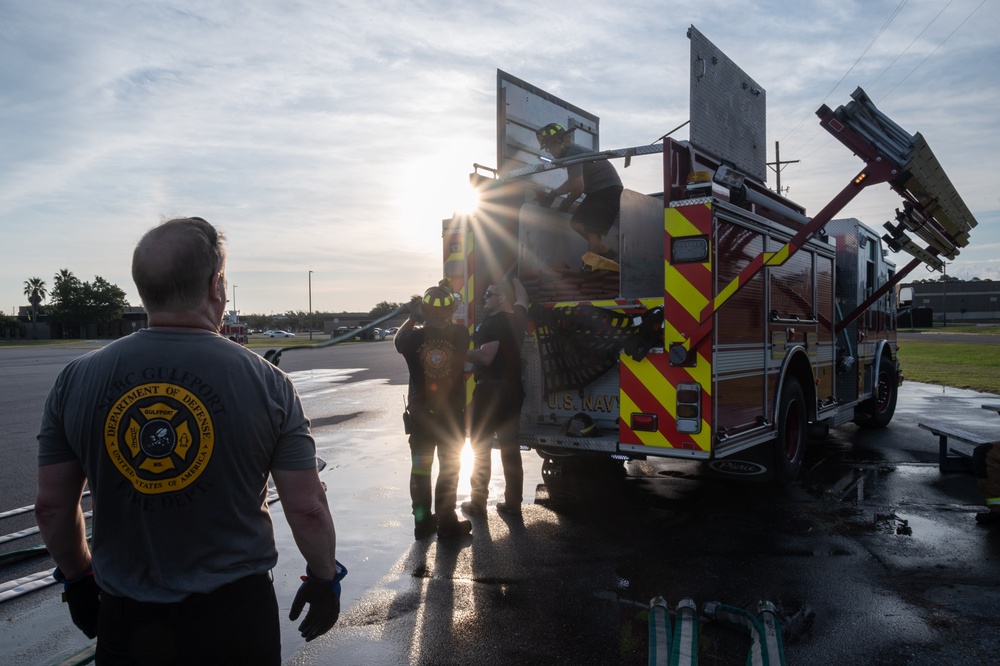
left=766, top=141, right=799, bottom=196
left=941, top=263, right=950, bottom=328
left=308, top=271, right=313, bottom=341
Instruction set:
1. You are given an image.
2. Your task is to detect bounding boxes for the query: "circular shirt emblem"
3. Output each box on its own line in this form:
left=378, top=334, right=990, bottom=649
left=420, top=344, right=454, bottom=376
left=104, top=382, right=215, bottom=495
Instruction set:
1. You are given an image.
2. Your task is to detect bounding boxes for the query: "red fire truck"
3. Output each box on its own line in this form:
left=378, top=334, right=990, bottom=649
left=222, top=321, right=248, bottom=345
left=443, top=27, right=978, bottom=484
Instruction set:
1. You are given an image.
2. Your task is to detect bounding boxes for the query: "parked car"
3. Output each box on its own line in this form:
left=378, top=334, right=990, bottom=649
left=383, top=327, right=399, bottom=337
left=268, top=330, right=295, bottom=338
left=334, top=326, right=362, bottom=340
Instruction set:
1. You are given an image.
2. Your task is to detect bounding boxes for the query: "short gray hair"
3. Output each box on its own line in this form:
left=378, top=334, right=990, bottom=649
left=132, top=217, right=226, bottom=312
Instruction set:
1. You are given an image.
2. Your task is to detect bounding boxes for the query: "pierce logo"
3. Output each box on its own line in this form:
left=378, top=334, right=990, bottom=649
left=104, top=382, right=214, bottom=494
left=709, top=460, right=767, bottom=476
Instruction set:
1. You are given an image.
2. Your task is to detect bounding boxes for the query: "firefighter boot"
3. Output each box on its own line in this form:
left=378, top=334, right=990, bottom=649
left=496, top=501, right=522, bottom=517
left=437, top=513, right=472, bottom=539
left=414, top=514, right=438, bottom=540
left=461, top=500, right=487, bottom=517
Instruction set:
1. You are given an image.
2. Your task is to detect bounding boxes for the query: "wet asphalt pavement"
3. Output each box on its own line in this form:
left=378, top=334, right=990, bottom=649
left=2, top=343, right=999, bottom=665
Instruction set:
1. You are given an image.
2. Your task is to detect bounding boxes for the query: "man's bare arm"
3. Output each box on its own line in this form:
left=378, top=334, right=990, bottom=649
left=272, top=467, right=337, bottom=579
left=466, top=340, right=500, bottom=367
left=36, top=461, right=90, bottom=578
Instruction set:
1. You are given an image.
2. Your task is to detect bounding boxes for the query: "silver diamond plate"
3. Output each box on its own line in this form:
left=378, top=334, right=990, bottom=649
left=688, top=26, right=767, bottom=183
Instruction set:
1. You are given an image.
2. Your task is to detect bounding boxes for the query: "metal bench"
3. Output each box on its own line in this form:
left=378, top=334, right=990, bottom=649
left=917, top=420, right=1000, bottom=472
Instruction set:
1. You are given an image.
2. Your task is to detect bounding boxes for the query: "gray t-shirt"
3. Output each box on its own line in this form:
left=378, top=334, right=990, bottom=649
left=37, top=329, right=317, bottom=602
left=563, top=143, right=623, bottom=194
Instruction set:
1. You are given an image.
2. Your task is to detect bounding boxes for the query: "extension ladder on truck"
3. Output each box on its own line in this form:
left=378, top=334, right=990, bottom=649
left=818, top=87, right=977, bottom=292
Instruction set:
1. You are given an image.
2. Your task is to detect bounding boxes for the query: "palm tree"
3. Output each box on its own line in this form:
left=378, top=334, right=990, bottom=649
left=23, top=277, right=47, bottom=340
left=53, top=268, right=76, bottom=290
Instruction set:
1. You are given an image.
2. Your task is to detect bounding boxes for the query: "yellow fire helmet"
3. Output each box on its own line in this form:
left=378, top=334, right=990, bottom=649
left=536, top=122, right=566, bottom=148
left=421, top=284, right=458, bottom=320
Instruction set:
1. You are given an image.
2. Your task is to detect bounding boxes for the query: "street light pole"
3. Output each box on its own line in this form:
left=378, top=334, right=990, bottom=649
left=942, top=263, right=950, bottom=328
left=232, top=284, right=238, bottom=322
left=308, top=271, right=313, bottom=341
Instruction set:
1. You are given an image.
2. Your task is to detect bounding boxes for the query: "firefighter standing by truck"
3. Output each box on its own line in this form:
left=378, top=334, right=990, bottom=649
left=395, top=282, right=472, bottom=539
left=462, top=277, right=530, bottom=518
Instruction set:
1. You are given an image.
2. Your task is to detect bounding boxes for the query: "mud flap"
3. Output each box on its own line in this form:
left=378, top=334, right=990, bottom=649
left=704, top=443, right=775, bottom=483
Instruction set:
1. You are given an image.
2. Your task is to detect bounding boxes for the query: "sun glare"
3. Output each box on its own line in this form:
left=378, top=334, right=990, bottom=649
left=458, top=437, right=473, bottom=495
left=393, top=174, right=481, bottom=245
left=454, top=183, right=481, bottom=215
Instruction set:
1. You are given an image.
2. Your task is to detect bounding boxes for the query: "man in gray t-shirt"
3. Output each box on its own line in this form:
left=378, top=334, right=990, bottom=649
left=536, top=122, right=624, bottom=261
left=36, top=217, right=344, bottom=664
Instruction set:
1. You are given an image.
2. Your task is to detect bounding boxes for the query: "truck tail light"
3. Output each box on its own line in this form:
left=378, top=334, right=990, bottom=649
left=676, top=383, right=702, bottom=434
left=630, top=413, right=658, bottom=432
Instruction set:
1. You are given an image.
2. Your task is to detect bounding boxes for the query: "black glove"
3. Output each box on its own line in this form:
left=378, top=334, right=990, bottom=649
left=289, top=561, right=347, bottom=641
left=557, top=196, right=575, bottom=213
left=53, top=565, right=100, bottom=639
left=537, top=191, right=556, bottom=208
left=407, top=295, right=425, bottom=324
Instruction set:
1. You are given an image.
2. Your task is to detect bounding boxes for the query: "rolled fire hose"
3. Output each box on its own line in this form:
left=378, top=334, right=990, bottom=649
left=670, top=598, right=698, bottom=666
left=702, top=600, right=786, bottom=666
left=756, top=601, right=786, bottom=666
left=648, top=596, right=671, bottom=666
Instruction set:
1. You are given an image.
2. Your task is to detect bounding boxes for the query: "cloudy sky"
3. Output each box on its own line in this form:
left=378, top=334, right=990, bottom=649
left=2, top=0, right=997, bottom=317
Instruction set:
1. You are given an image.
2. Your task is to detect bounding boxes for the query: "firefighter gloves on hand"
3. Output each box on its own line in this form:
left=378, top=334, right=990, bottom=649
left=289, top=561, right=348, bottom=641
left=407, top=295, right=425, bottom=324
left=53, top=565, right=100, bottom=639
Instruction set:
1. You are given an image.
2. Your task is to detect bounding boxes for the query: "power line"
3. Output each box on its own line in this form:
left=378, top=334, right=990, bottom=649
left=867, top=0, right=954, bottom=89
left=779, top=0, right=984, bottom=165
left=778, top=0, right=909, bottom=145
left=877, top=0, right=988, bottom=103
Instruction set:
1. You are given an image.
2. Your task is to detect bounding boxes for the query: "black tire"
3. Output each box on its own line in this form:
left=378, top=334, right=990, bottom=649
left=774, top=376, right=806, bottom=486
left=855, top=356, right=898, bottom=429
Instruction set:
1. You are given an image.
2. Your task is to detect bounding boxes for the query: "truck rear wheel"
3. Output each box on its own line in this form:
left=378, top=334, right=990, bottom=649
left=540, top=454, right=625, bottom=483
left=774, top=377, right=806, bottom=486
left=855, top=356, right=898, bottom=429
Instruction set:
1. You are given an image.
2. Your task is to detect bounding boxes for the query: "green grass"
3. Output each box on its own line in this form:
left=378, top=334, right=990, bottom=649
left=0, top=338, right=104, bottom=348
left=898, top=342, right=1000, bottom=394
left=900, top=324, right=1000, bottom=335
left=897, top=329, right=1000, bottom=396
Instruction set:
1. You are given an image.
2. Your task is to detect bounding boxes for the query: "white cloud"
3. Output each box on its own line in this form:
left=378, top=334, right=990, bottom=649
left=2, top=0, right=998, bottom=317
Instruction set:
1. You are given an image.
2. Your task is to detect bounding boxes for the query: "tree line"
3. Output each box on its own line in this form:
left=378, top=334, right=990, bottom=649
left=16, top=273, right=405, bottom=340
left=239, top=301, right=406, bottom=332
left=21, top=269, right=129, bottom=339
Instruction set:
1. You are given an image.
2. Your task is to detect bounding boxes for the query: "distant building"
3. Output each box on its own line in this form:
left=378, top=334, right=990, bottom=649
left=901, top=280, right=999, bottom=324
left=14, top=305, right=147, bottom=339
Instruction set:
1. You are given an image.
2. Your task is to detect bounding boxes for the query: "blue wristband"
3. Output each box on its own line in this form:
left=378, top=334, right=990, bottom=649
left=52, top=564, right=94, bottom=588
left=304, top=560, right=347, bottom=584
